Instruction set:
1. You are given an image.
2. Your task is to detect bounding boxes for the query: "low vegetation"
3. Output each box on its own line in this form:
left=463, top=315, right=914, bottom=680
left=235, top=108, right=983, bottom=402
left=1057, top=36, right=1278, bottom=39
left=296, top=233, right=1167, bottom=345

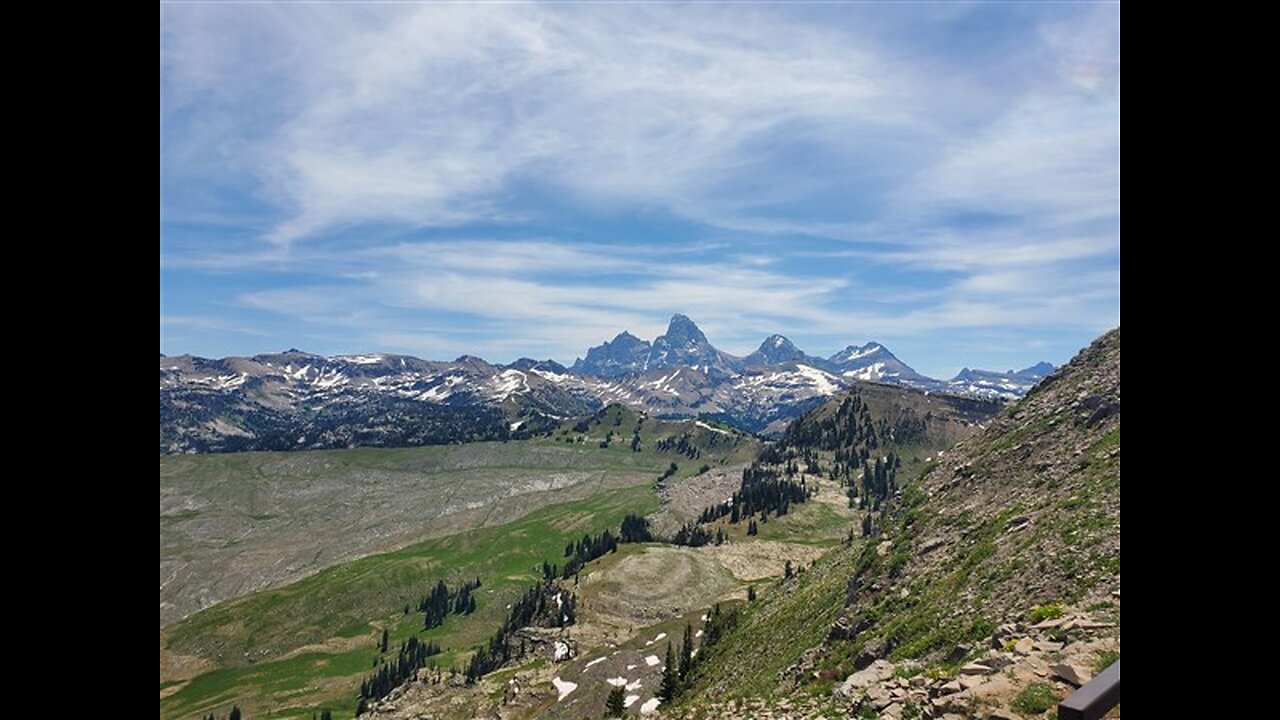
left=1010, top=681, right=1059, bottom=714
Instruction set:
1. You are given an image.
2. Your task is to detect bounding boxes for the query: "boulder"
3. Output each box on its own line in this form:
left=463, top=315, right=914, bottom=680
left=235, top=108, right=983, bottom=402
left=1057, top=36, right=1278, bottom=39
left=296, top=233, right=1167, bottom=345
left=959, top=675, right=986, bottom=690
left=1051, top=663, right=1088, bottom=687
left=839, top=659, right=896, bottom=694
left=937, top=680, right=963, bottom=696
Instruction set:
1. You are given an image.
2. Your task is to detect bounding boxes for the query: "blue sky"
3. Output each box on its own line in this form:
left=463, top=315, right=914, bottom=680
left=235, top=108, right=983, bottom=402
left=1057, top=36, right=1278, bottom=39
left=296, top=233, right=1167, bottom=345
left=160, top=2, right=1119, bottom=379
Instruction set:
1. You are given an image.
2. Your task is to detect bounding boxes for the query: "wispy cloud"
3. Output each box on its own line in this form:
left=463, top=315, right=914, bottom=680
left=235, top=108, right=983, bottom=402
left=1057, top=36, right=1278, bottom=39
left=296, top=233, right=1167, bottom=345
left=160, top=3, right=1120, bottom=375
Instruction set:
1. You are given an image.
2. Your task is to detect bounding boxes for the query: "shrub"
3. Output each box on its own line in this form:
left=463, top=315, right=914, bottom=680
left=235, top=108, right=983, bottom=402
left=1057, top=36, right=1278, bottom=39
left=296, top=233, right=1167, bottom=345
left=1028, top=602, right=1065, bottom=623
left=1010, top=682, right=1059, bottom=714
left=1092, top=649, right=1119, bottom=675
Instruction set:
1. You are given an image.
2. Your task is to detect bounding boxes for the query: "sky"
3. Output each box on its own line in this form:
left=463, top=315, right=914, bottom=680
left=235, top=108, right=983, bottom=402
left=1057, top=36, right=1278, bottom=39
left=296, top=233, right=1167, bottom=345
left=160, top=2, right=1119, bottom=379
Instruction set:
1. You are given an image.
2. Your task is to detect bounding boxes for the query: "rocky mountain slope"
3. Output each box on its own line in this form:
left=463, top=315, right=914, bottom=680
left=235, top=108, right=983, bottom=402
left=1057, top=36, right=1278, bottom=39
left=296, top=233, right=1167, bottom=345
left=160, top=314, right=1051, bottom=453
left=670, top=327, right=1120, bottom=718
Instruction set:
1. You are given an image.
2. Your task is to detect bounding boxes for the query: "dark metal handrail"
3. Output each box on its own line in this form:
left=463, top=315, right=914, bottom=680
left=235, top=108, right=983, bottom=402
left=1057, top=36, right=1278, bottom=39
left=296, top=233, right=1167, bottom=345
left=1058, top=659, right=1120, bottom=720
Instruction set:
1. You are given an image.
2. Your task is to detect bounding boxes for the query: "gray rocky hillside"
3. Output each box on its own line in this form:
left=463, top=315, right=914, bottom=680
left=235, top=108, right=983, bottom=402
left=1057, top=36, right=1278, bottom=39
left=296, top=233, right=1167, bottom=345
left=670, top=327, right=1120, bottom=718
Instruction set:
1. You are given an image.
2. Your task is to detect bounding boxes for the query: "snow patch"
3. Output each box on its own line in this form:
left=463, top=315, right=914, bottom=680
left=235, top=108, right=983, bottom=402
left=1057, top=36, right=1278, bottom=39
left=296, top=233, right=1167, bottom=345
left=640, top=698, right=661, bottom=714
left=489, top=369, right=530, bottom=400
left=552, top=677, right=577, bottom=701
left=531, top=368, right=572, bottom=383
left=624, top=694, right=640, bottom=708
left=842, top=362, right=888, bottom=381
left=644, top=655, right=660, bottom=666
left=835, top=344, right=881, bottom=362
left=626, top=679, right=642, bottom=691
left=792, top=364, right=840, bottom=394
left=584, top=657, right=606, bottom=669
left=607, top=677, right=628, bottom=687
left=694, top=421, right=732, bottom=436
left=695, top=629, right=703, bottom=638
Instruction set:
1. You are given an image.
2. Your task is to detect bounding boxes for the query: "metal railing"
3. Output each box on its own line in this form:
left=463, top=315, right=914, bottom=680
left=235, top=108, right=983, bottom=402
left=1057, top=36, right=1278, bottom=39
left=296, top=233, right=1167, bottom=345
left=1058, top=659, right=1120, bottom=720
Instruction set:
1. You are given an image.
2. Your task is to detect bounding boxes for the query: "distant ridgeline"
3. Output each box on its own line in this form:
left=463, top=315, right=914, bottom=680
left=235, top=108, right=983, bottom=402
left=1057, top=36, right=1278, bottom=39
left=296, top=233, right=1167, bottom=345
left=160, top=314, right=1047, bottom=453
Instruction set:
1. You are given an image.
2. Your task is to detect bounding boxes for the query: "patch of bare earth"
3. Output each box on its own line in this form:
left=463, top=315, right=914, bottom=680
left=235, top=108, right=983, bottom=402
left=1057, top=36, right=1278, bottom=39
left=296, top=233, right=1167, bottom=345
left=698, top=541, right=827, bottom=583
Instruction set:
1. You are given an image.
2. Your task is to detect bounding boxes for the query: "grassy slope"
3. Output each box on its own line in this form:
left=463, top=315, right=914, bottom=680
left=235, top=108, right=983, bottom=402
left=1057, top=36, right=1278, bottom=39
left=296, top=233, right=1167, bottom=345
left=161, top=405, right=754, bottom=626
left=161, top=406, right=758, bottom=720
left=677, top=329, right=1121, bottom=706
left=163, top=484, right=655, bottom=720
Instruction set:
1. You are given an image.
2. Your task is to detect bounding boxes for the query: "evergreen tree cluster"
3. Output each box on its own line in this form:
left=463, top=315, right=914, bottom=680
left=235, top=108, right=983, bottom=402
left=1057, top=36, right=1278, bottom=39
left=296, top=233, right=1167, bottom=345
left=691, top=460, right=811, bottom=532
left=464, top=580, right=576, bottom=683
left=658, top=461, right=679, bottom=482
left=857, top=453, right=901, bottom=510
left=417, top=577, right=482, bottom=629
left=552, top=529, right=620, bottom=579
left=779, top=392, right=880, bottom=452
left=357, top=637, right=442, bottom=711
left=763, top=390, right=915, bottom=515
left=670, top=521, right=724, bottom=547
left=655, top=433, right=702, bottom=459
left=453, top=577, right=481, bottom=615
left=620, top=513, right=654, bottom=543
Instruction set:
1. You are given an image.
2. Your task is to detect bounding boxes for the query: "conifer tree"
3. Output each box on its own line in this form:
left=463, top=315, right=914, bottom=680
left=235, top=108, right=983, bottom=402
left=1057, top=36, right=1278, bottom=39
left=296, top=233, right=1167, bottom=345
left=605, top=686, right=626, bottom=717
left=658, top=643, right=678, bottom=701
left=679, top=623, right=694, bottom=680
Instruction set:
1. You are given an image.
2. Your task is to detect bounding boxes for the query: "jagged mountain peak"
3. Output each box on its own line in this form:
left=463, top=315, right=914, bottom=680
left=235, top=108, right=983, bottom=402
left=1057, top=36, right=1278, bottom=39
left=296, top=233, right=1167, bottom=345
left=661, top=313, right=709, bottom=345
left=763, top=334, right=796, bottom=350
left=1020, top=361, right=1056, bottom=376
left=743, top=334, right=809, bottom=367
left=571, top=331, right=652, bottom=378
left=648, top=315, right=740, bottom=379
left=829, top=341, right=888, bottom=363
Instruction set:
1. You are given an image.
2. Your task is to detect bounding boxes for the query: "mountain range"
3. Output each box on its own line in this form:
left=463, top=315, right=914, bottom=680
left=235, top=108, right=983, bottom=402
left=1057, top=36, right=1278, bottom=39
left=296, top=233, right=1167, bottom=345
left=159, top=314, right=1051, bottom=453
